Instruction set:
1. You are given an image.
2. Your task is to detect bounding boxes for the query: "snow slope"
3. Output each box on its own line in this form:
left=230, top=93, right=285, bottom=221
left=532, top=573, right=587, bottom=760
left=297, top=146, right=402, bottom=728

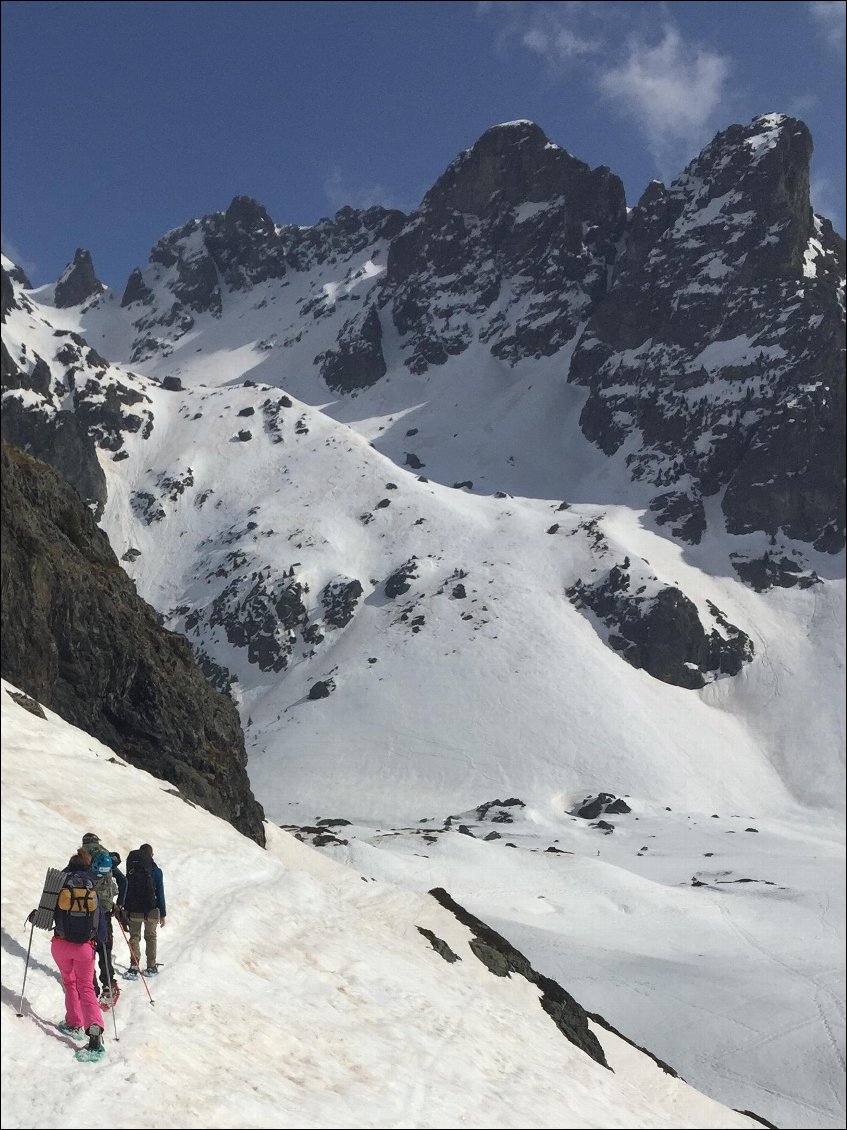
left=0, top=684, right=767, bottom=1130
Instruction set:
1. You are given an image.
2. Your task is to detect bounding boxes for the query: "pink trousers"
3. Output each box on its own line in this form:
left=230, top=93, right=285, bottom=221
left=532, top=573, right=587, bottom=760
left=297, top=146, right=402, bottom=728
left=51, top=936, right=105, bottom=1030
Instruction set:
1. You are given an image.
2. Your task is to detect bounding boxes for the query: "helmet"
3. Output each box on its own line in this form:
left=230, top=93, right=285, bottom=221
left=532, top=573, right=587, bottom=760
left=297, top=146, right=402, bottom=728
left=91, top=851, right=113, bottom=876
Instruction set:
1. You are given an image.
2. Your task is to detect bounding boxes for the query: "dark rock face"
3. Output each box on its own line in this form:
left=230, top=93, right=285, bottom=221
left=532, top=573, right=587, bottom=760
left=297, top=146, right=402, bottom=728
left=2, top=290, right=158, bottom=520
left=205, top=195, right=288, bottom=292
left=308, top=678, right=335, bottom=700
left=570, top=114, right=846, bottom=554
left=54, top=249, right=105, bottom=308
left=1, top=396, right=107, bottom=520
left=567, top=563, right=754, bottom=689
left=385, top=559, right=419, bottom=598
left=148, top=218, right=222, bottom=312
left=430, top=886, right=609, bottom=1069
left=417, top=927, right=462, bottom=963
left=208, top=568, right=309, bottom=673
left=120, top=268, right=154, bottom=308
left=384, top=120, right=626, bottom=373
left=123, top=200, right=405, bottom=362
left=648, top=492, right=707, bottom=545
left=319, top=303, right=387, bottom=392
left=1, top=266, right=17, bottom=321
left=6, top=688, right=47, bottom=719
left=730, top=553, right=822, bottom=591
left=321, top=577, right=363, bottom=629
left=0, top=444, right=265, bottom=845
left=1, top=338, right=108, bottom=519
left=282, top=204, right=405, bottom=272
left=4, top=261, right=32, bottom=290
left=576, top=793, right=631, bottom=819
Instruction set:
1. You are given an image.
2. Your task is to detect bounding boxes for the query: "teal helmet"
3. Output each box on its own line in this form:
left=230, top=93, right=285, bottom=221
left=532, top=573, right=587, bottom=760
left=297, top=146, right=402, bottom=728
left=91, top=851, right=113, bottom=876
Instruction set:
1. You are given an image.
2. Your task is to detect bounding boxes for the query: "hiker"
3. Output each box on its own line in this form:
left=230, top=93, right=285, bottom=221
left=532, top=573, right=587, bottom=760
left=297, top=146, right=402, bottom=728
left=51, top=850, right=106, bottom=1058
left=110, top=851, right=127, bottom=908
left=124, top=843, right=167, bottom=977
left=80, top=832, right=120, bottom=1002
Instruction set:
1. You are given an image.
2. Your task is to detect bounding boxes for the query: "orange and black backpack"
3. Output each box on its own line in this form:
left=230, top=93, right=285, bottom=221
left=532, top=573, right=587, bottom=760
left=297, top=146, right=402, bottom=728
left=54, top=869, right=99, bottom=943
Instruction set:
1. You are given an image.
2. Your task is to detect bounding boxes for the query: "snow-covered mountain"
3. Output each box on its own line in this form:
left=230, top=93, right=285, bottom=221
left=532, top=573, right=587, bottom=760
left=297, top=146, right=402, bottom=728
left=1, top=111, right=844, bottom=1128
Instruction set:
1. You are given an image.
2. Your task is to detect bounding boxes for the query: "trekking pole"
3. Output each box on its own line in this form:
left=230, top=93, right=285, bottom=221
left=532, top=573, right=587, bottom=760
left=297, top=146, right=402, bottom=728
left=99, top=941, right=120, bottom=1041
left=114, top=914, right=155, bottom=1006
left=17, top=913, right=36, bottom=1017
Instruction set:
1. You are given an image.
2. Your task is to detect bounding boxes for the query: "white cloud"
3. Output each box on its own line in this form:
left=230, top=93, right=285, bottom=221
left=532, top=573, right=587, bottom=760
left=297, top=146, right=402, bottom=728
left=786, top=92, right=820, bottom=118
left=809, top=1, right=846, bottom=53
left=323, top=167, right=399, bottom=214
left=478, top=5, right=732, bottom=181
left=478, top=1, right=608, bottom=71
left=811, top=172, right=840, bottom=221
left=1, top=229, right=37, bottom=281
left=597, top=26, right=730, bottom=178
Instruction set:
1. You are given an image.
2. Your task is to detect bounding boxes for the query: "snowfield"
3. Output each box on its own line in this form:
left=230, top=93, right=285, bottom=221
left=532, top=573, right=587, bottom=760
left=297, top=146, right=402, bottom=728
left=1, top=686, right=772, bottom=1130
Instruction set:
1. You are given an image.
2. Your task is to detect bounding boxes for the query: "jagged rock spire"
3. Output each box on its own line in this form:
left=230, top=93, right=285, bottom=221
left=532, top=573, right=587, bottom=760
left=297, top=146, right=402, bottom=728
left=54, top=248, right=105, bottom=308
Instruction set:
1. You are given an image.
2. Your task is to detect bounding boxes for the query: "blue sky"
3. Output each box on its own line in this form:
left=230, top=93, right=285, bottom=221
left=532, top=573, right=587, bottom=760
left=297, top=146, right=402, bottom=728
left=2, top=1, right=844, bottom=287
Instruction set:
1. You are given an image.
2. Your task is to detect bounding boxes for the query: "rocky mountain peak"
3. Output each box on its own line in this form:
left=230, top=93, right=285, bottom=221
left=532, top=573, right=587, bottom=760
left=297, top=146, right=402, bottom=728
left=668, top=113, right=815, bottom=279
left=224, top=194, right=276, bottom=235
left=206, top=195, right=288, bottom=292
left=570, top=112, right=845, bottom=563
left=54, top=247, right=105, bottom=308
left=421, top=119, right=624, bottom=223
left=120, top=266, right=155, bottom=308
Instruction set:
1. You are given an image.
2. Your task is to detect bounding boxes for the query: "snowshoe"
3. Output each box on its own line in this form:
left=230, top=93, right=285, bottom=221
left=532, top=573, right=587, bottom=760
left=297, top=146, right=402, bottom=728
left=121, top=966, right=140, bottom=980
left=57, top=1020, right=85, bottom=1039
left=76, top=1024, right=105, bottom=1062
left=100, top=984, right=121, bottom=1009
left=74, top=1045, right=106, bottom=1063
left=144, top=966, right=159, bottom=976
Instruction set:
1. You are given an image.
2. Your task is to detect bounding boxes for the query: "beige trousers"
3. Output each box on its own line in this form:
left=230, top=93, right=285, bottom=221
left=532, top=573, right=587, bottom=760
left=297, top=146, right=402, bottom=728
left=128, top=910, right=160, bottom=970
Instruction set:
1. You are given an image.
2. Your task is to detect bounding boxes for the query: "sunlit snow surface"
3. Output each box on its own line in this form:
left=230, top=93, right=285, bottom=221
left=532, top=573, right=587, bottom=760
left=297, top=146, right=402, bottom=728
left=2, top=687, right=768, bottom=1130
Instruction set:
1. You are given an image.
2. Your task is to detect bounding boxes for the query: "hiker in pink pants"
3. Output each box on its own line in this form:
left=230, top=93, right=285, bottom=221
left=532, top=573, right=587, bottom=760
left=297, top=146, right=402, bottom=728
left=50, top=851, right=105, bottom=1047
left=51, top=935, right=104, bottom=1031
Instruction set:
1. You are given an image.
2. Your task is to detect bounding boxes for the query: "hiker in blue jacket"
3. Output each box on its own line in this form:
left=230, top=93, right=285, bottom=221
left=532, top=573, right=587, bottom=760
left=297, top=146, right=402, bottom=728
left=124, top=843, right=167, bottom=976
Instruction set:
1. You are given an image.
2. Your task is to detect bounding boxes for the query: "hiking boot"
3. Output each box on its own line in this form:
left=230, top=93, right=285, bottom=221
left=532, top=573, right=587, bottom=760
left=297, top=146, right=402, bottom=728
left=86, top=1024, right=103, bottom=1052
left=100, top=985, right=120, bottom=1008
left=144, top=966, right=158, bottom=975
left=58, top=1020, right=85, bottom=1038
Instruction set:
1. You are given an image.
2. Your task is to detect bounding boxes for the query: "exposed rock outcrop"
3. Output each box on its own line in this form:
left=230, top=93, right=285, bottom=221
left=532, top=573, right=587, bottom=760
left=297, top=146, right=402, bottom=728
left=54, top=248, right=105, bottom=308
left=567, top=562, right=754, bottom=689
left=1, top=340, right=108, bottom=519
left=384, top=120, right=626, bottom=372
left=570, top=114, right=846, bottom=554
left=0, top=443, right=265, bottom=845
left=319, top=303, right=387, bottom=392
left=430, top=886, right=609, bottom=1069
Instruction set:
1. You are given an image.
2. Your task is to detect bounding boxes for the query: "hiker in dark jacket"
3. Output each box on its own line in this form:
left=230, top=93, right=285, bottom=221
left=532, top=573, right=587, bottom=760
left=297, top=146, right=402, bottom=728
left=124, top=843, right=167, bottom=975
left=51, top=851, right=106, bottom=1051
left=111, top=852, right=127, bottom=908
